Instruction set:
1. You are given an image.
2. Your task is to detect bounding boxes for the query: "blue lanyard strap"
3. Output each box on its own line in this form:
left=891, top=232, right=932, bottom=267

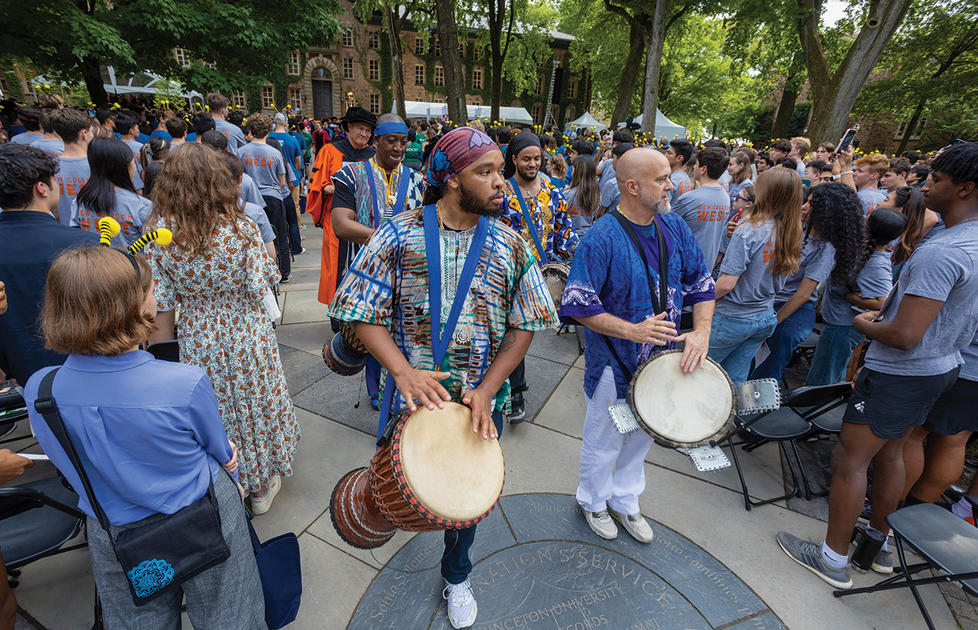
left=367, top=161, right=412, bottom=228
left=508, top=177, right=548, bottom=263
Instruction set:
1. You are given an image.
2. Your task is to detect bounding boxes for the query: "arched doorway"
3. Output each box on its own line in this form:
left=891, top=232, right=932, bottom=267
left=311, top=67, right=333, bottom=119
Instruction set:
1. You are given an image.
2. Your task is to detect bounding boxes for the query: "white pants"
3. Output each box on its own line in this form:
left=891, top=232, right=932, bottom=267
left=577, top=366, right=653, bottom=515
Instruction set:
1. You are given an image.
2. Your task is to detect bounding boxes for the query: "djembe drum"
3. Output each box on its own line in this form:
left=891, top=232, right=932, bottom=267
left=330, top=402, right=505, bottom=549
left=539, top=262, right=571, bottom=308
left=322, top=323, right=369, bottom=375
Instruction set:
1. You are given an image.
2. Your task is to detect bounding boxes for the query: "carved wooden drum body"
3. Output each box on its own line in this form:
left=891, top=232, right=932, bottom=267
left=322, top=323, right=369, bottom=376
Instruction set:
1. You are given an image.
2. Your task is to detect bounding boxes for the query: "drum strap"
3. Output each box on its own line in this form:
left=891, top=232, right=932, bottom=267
left=508, top=177, right=548, bottom=263
left=603, top=210, right=670, bottom=381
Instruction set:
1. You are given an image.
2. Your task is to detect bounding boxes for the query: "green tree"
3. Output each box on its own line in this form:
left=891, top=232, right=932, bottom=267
left=0, top=0, right=342, bottom=107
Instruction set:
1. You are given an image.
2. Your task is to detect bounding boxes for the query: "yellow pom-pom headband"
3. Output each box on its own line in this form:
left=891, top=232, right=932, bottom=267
left=98, top=217, right=120, bottom=246
left=128, top=228, right=173, bottom=254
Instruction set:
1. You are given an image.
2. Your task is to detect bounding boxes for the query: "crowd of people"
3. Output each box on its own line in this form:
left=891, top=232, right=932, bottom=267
left=0, top=90, right=975, bottom=630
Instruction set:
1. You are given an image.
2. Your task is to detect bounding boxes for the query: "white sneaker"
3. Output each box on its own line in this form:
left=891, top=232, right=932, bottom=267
left=584, top=509, right=618, bottom=540
left=608, top=508, right=654, bottom=543
left=250, top=475, right=281, bottom=515
left=443, top=578, right=478, bottom=628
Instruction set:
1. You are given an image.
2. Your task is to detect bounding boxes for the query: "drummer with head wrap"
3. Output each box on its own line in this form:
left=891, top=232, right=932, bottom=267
left=330, top=113, right=426, bottom=410
left=560, top=148, right=716, bottom=544
left=327, top=127, right=559, bottom=630
left=500, top=129, right=580, bottom=423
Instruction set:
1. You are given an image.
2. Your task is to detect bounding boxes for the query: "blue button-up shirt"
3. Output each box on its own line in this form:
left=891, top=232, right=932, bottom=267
left=25, top=351, right=234, bottom=526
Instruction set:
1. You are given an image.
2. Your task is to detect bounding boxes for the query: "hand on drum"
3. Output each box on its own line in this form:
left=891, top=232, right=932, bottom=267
left=461, top=387, right=498, bottom=440
left=392, top=367, right=452, bottom=412
left=673, top=328, right=709, bottom=373
left=630, top=312, right=677, bottom=346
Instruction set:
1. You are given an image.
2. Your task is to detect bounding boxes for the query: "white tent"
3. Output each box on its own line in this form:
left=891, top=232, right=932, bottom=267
left=393, top=101, right=533, bottom=125
left=621, top=110, right=686, bottom=139
left=564, top=111, right=603, bottom=131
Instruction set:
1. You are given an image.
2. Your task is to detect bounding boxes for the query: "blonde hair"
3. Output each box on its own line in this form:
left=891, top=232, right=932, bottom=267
left=41, top=247, right=155, bottom=356
left=790, top=136, right=811, bottom=154
left=750, top=168, right=803, bottom=276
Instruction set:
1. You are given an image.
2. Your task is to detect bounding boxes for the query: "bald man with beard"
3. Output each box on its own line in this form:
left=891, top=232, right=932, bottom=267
left=559, top=148, right=716, bottom=544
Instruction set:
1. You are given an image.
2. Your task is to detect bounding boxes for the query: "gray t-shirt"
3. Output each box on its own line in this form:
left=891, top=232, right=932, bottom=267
left=716, top=218, right=785, bottom=317
left=820, top=249, right=892, bottom=326
left=241, top=201, right=275, bottom=243
left=858, top=188, right=887, bottom=216
left=599, top=177, right=620, bottom=211
left=240, top=173, right=265, bottom=208
left=563, top=187, right=594, bottom=238
left=673, top=184, right=730, bottom=267
left=237, top=142, right=286, bottom=199
left=669, top=170, right=692, bottom=206
left=865, top=222, right=978, bottom=376
left=11, top=131, right=43, bottom=145
left=30, top=138, right=64, bottom=156
left=70, top=188, right=153, bottom=249
left=776, top=236, right=836, bottom=304
left=959, top=327, right=978, bottom=382
left=215, top=119, right=246, bottom=154
left=55, top=156, right=91, bottom=226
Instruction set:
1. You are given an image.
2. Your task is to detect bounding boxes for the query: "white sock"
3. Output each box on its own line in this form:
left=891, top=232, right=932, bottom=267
left=952, top=497, right=973, bottom=519
left=821, top=541, right=849, bottom=570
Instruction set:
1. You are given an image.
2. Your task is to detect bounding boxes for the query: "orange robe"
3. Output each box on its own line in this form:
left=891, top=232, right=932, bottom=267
left=308, top=143, right=345, bottom=305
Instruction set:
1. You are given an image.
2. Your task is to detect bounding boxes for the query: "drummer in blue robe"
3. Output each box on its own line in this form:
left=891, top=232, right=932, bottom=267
left=559, top=148, right=716, bottom=544
left=331, top=114, right=426, bottom=410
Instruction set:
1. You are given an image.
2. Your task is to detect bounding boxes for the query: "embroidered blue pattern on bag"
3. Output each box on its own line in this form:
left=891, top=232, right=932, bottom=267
left=127, top=559, right=175, bottom=597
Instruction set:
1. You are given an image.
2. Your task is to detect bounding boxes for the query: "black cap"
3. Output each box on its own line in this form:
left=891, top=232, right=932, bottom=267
left=341, top=106, right=377, bottom=130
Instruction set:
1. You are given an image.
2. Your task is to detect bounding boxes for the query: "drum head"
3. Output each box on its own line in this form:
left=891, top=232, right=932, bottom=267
left=400, top=402, right=504, bottom=522
left=627, top=350, right=735, bottom=448
left=540, top=263, right=570, bottom=306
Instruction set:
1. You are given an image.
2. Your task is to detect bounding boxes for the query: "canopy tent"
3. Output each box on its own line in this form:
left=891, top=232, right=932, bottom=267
left=620, top=110, right=686, bottom=139
left=564, top=111, right=603, bottom=131
left=31, top=67, right=202, bottom=101
left=393, top=101, right=533, bottom=125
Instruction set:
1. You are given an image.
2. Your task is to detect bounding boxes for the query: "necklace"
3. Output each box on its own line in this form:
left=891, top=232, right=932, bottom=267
left=372, top=158, right=398, bottom=207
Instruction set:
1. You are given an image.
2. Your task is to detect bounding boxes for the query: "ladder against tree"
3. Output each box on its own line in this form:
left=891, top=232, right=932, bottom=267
left=542, top=60, right=560, bottom=129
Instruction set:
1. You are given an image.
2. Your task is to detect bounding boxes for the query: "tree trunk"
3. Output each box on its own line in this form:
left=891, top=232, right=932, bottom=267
left=435, top=0, right=466, bottom=124
left=610, top=20, right=646, bottom=127
left=797, top=0, right=911, bottom=143
left=385, top=7, right=407, bottom=120
left=895, top=98, right=926, bottom=155
left=771, top=86, right=798, bottom=137
left=81, top=56, right=108, bottom=108
left=639, top=0, right=669, bottom=134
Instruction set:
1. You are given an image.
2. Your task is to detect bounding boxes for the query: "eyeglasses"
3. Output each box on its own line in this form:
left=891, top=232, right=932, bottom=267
left=734, top=195, right=752, bottom=203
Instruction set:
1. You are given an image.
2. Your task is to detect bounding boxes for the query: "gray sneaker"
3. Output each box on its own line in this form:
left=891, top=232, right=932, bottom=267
left=608, top=507, right=654, bottom=543
left=584, top=509, right=618, bottom=540
left=872, top=548, right=893, bottom=574
left=776, top=532, right=853, bottom=589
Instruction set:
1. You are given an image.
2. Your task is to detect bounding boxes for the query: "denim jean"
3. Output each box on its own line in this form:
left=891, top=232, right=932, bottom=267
left=806, top=323, right=864, bottom=386
left=283, top=193, right=302, bottom=254
left=708, top=311, right=778, bottom=384
left=261, top=195, right=291, bottom=279
left=750, top=301, right=815, bottom=383
left=442, top=409, right=504, bottom=584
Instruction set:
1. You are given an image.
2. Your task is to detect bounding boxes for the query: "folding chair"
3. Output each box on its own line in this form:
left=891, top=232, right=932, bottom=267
left=834, top=499, right=978, bottom=630
left=0, top=381, right=30, bottom=446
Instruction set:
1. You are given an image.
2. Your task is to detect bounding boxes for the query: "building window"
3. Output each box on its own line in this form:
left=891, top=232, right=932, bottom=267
left=473, top=68, right=483, bottom=90
left=261, top=86, right=274, bottom=109
left=174, top=48, right=190, bottom=68
left=565, top=104, right=576, bottom=123
left=341, top=28, right=353, bottom=47
left=231, top=91, right=246, bottom=109
left=536, top=75, right=545, bottom=96
left=368, top=31, right=380, bottom=49
left=0, top=78, right=8, bottom=95
left=567, top=77, right=578, bottom=99
left=434, top=38, right=441, bottom=57
left=343, top=58, right=354, bottom=80
left=414, top=37, right=424, bottom=55
left=369, top=93, right=381, bottom=114
left=434, top=65, right=445, bottom=86
left=287, top=51, right=300, bottom=75
left=368, top=59, right=380, bottom=81
left=911, top=117, right=927, bottom=140
left=415, top=64, right=425, bottom=86
left=531, top=102, right=544, bottom=124
left=288, top=88, right=301, bottom=110
left=894, top=117, right=927, bottom=140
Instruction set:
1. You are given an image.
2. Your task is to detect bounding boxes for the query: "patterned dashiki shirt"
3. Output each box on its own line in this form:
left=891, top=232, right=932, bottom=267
left=501, top=176, right=580, bottom=261
left=328, top=207, right=560, bottom=412
left=559, top=212, right=716, bottom=398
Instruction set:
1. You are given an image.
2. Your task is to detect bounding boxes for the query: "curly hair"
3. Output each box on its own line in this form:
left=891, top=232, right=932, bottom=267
left=148, top=143, right=247, bottom=255
left=807, top=183, right=866, bottom=285
left=932, top=141, right=978, bottom=185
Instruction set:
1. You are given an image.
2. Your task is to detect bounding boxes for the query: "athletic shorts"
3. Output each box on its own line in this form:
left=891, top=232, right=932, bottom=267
left=842, top=367, right=960, bottom=439
left=922, top=377, right=978, bottom=436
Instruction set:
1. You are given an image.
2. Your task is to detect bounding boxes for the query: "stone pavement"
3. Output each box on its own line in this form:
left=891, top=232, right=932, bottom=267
left=4, top=217, right=963, bottom=628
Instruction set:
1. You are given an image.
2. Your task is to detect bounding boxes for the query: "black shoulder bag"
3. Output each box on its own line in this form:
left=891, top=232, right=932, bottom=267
left=34, top=369, right=230, bottom=606
left=604, top=210, right=670, bottom=380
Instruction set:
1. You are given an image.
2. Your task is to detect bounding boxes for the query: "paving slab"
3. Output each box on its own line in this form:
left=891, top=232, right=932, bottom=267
left=526, top=327, right=582, bottom=366
left=291, top=370, right=378, bottom=436
left=278, top=344, right=331, bottom=396
left=280, top=289, right=330, bottom=325
left=275, top=320, right=334, bottom=356
left=289, top=533, right=377, bottom=630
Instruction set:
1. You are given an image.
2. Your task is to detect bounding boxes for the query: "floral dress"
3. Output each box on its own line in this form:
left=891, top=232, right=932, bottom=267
left=146, top=218, right=299, bottom=494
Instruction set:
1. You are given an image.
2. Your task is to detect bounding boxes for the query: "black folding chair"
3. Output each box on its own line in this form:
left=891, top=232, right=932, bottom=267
left=0, top=381, right=31, bottom=446
left=834, top=498, right=978, bottom=630
left=0, top=476, right=86, bottom=572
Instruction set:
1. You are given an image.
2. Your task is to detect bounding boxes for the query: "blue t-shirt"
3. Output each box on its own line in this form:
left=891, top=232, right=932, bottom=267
left=858, top=188, right=887, bottom=216
left=716, top=218, right=785, bottom=317
left=149, top=128, right=173, bottom=142
left=239, top=173, right=266, bottom=209
left=269, top=131, right=303, bottom=185
left=820, top=249, right=892, bottom=326
left=55, top=156, right=91, bottom=226
left=30, top=138, right=64, bottom=156
left=11, top=131, right=43, bottom=145
left=241, top=201, right=275, bottom=243
left=214, top=119, right=246, bottom=153
left=865, top=222, right=978, bottom=376
left=672, top=185, right=730, bottom=267
left=960, top=328, right=978, bottom=382
left=775, top=236, right=836, bottom=304
left=70, top=188, right=153, bottom=249
left=237, top=142, right=287, bottom=199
